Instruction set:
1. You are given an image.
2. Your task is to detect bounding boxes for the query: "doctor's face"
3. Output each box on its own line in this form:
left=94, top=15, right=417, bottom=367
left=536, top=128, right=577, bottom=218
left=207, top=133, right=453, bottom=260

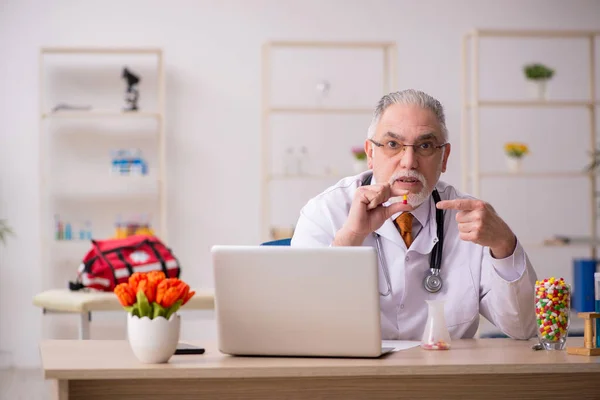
left=365, top=104, right=451, bottom=207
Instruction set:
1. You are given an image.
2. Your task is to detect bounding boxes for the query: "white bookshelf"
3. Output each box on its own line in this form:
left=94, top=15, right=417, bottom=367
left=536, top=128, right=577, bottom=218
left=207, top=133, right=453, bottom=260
left=260, top=40, right=398, bottom=241
left=461, top=29, right=599, bottom=258
left=38, top=46, right=167, bottom=291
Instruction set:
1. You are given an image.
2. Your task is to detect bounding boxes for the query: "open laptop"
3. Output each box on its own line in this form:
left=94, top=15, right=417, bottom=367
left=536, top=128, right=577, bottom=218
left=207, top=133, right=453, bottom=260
left=211, top=245, right=394, bottom=358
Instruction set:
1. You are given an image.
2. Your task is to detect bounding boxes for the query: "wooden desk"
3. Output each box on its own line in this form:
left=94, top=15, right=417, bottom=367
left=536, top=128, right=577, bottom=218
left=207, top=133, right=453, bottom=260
left=40, top=338, right=600, bottom=400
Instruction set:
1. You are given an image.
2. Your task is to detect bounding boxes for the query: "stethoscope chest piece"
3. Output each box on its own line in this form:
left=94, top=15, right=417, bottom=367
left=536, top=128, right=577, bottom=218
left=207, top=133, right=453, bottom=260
left=423, top=268, right=443, bottom=293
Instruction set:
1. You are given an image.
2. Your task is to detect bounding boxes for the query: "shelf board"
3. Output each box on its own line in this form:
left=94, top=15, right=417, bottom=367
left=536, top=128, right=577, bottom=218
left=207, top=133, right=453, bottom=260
left=41, top=47, right=162, bottom=55
left=268, top=107, right=373, bottom=114
left=468, top=100, right=598, bottom=108
left=52, top=176, right=159, bottom=199
left=268, top=41, right=395, bottom=49
left=51, top=240, right=91, bottom=248
left=469, top=29, right=600, bottom=38
left=268, top=174, right=344, bottom=181
left=475, top=171, right=589, bottom=178
left=525, top=240, right=600, bottom=249
left=41, top=110, right=162, bottom=119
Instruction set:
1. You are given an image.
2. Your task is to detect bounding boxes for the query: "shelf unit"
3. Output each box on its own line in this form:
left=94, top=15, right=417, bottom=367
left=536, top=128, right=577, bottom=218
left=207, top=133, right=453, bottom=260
left=260, top=40, right=397, bottom=241
left=41, top=110, right=162, bottom=119
left=39, top=46, right=167, bottom=289
left=461, top=29, right=599, bottom=256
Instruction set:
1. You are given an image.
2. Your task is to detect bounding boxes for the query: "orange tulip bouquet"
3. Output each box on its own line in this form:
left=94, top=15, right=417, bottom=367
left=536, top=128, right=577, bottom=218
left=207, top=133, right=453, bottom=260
left=115, top=271, right=196, bottom=363
left=114, top=271, right=195, bottom=320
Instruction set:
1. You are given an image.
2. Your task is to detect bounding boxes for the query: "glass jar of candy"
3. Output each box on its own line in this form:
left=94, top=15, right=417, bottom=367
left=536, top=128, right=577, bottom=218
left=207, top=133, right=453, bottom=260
left=535, top=277, right=571, bottom=350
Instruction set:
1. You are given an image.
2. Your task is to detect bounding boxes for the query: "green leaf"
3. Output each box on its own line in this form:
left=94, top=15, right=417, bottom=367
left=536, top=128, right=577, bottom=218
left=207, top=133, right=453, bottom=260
left=165, top=299, right=183, bottom=320
left=136, top=290, right=152, bottom=318
left=124, top=306, right=134, bottom=314
left=131, top=304, right=141, bottom=318
left=153, top=303, right=167, bottom=319
left=0, top=220, right=14, bottom=245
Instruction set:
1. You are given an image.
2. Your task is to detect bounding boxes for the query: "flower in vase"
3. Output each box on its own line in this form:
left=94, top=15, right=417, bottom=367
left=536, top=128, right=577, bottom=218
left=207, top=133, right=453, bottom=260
left=504, top=142, right=529, bottom=159
left=351, top=146, right=367, bottom=160
left=114, top=271, right=195, bottom=320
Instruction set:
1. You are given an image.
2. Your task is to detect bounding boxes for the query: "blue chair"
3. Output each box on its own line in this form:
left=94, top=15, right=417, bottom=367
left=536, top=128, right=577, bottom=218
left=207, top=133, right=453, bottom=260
left=261, top=238, right=291, bottom=246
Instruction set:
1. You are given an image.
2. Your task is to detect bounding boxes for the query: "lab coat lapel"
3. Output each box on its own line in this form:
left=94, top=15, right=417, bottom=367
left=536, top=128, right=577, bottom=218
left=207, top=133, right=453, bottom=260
left=410, top=197, right=439, bottom=255
left=374, top=218, right=403, bottom=246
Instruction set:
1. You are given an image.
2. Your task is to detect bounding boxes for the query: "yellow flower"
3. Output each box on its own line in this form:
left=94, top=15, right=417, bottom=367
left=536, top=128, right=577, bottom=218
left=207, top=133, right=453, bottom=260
left=504, top=142, right=529, bottom=158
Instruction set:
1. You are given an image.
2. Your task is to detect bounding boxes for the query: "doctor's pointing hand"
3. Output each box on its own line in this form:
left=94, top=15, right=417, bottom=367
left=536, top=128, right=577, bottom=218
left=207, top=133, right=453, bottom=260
left=436, top=198, right=517, bottom=259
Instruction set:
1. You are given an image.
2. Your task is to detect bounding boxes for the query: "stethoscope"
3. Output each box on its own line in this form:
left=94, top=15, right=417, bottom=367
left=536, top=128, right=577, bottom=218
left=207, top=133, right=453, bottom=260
left=361, top=174, right=445, bottom=295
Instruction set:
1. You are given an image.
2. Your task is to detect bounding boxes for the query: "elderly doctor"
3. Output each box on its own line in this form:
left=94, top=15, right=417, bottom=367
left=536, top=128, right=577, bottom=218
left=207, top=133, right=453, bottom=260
left=291, top=89, right=537, bottom=341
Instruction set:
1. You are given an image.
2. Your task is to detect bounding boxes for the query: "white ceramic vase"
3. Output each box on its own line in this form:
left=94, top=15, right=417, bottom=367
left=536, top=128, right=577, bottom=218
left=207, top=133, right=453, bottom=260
left=527, top=80, right=547, bottom=101
left=506, top=157, right=522, bottom=173
left=127, top=313, right=180, bottom=364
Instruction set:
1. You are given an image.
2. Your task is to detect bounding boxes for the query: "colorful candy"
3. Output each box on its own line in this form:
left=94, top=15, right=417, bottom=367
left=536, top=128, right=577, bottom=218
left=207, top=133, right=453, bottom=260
left=535, top=277, right=570, bottom=343
left=421, top=340, right=450, bottom=350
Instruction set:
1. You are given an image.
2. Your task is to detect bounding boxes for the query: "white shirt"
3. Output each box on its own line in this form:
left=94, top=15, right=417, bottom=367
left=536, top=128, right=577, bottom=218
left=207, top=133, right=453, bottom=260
left=291, top=171, right=538, bottom=340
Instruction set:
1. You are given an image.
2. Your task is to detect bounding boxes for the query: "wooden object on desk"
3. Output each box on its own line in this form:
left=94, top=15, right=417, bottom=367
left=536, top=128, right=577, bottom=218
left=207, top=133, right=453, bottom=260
left=40, top=338, right=600, bottom=400
left=567, top=312, right=600, bottom=356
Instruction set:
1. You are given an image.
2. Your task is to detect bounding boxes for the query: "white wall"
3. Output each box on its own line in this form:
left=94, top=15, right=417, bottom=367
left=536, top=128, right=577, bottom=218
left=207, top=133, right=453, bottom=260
left=1, top=0, right=599, bottom=368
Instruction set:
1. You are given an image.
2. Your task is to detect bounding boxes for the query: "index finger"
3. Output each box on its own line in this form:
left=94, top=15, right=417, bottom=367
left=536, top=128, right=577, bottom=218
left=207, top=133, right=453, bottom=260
left=436, top=198, right=482, bottom=211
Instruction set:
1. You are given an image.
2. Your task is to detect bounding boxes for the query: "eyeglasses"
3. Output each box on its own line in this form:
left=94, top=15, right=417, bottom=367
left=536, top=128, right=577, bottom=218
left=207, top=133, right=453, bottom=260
left=369, top=138, right=448, bottom=158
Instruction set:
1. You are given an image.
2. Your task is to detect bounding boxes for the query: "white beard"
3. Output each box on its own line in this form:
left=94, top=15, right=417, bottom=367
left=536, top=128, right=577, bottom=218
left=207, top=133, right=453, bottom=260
left=388, top=170, right=430, bottom=207
left=387, top=154, right=444, bottom=207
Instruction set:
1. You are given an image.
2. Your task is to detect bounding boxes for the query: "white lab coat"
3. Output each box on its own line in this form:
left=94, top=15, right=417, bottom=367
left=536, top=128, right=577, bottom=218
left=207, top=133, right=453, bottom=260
left=291, top=171, right=538, bottom=340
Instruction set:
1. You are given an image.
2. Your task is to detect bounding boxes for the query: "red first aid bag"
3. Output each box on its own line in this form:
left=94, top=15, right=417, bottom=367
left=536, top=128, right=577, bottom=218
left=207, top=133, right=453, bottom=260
left=69, top=235, right=181, bottom=292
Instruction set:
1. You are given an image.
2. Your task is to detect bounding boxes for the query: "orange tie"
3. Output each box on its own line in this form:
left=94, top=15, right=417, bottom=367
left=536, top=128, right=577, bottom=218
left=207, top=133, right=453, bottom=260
left=395, top=213, right=414, bottom=248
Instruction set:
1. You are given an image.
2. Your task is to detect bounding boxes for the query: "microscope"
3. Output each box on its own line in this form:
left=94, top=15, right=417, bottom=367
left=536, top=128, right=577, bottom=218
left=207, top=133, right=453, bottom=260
left=122, top=67, right=140, bottom=111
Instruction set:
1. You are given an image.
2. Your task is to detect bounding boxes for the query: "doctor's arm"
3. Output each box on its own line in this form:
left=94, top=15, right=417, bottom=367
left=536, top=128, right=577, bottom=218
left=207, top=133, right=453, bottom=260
left=292, top=184, right=412, bottom=247
left=290, top=204, right=335, bottom=247
left=479, top=241, right=538, bottom=339
left=436, top=198, right=537, bottom=339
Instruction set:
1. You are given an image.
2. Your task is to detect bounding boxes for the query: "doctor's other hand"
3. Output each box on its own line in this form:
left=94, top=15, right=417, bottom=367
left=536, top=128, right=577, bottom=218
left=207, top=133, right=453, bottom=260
left=436, top=198, right=517, bottom=259
left=333, top=184, right=413, bottom=246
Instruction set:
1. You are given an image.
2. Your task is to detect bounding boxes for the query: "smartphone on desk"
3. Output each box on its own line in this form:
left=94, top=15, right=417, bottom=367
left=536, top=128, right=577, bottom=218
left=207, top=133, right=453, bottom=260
left=175, top=343, right=205, bottom=355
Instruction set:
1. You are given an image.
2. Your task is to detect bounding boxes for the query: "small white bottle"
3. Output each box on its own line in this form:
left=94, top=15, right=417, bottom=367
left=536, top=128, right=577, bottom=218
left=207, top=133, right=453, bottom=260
left=283, top=147, right=296, bottom=176
left=297, top=146, right=310, bottom=176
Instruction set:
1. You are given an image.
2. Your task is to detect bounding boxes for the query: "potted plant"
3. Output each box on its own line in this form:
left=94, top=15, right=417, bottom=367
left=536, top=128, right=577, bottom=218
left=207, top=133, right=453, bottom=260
left=352, top=146, right=368, bottom=174
left=523, top=63, right=555, bottom=100
left=504, top=142, right=529, bottom=173
left=114, top=271, right=195, bottom=363
left=0, top=219, right=13, bottom=245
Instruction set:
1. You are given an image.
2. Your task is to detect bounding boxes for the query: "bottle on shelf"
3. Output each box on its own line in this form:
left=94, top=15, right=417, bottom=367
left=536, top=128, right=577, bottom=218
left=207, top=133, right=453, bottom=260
left=84, top=220, right=92, bottom=240
left=135, top=213, right=155, bottom=236
left=78, top=223, right=86, bottom=241
left=54, top=214, right=63, bottom=240
left=283, top=147, right=297, bottom=176
left=54, top=215, right=90, bottom=241
left=130, top=148, right=147, bottom=176
left=122, top=149, right=132, bottom=175
left=64, top=222, right=72, bottom=240
left=111, top=148, right=148, bottom=177
left=114, top=214, right=126, bottom=239
left=297, top=146, right=310, bottom=176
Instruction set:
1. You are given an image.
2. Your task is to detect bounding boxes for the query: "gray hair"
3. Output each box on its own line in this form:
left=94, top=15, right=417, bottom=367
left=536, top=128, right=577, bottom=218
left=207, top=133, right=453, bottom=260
left=367, top=89, right=448, bottom=141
